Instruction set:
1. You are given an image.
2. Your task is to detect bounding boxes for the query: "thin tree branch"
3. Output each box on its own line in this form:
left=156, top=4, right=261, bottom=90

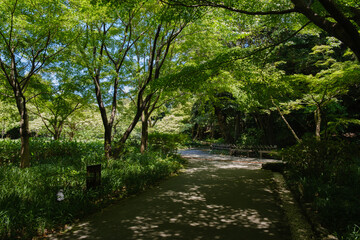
left=208, top=21, right=312, bottom=71
left=0, top=58, right=11, bottom=81
left=120, top=87, right=136, bottom=105
left=0, top=92, right=15, bottom=98
left=26, top=92, right=48, bottom=103
left=33, top=100, right=55, bottom=136
left=162, top=0, right=297, bottom=15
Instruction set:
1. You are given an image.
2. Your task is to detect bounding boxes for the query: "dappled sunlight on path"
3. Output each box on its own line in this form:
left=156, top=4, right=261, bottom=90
left=179, top=149, right=282, bottom=169
left=49, top=149, right=290, bottom=240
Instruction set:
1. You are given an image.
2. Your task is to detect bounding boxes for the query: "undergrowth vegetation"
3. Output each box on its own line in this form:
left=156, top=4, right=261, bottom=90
left=283, top=137, right=360, bottom=239
left=0, top=139, right=186, bottom=239
left=148, top=132, right=188, bottom=154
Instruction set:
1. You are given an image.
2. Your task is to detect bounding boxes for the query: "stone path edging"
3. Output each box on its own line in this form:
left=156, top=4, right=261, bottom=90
left=273, top=172, right=315, bottom=240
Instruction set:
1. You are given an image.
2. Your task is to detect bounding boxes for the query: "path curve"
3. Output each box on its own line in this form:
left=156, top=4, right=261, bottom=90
left=49, top=149, right=293, bottom=240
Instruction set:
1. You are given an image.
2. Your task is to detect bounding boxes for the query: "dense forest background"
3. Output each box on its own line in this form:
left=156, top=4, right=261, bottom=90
left=0, top=0, right=360, bottom=239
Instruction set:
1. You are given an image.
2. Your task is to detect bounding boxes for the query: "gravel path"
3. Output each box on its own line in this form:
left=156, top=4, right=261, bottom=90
left=50, top=149, right=293, bottom=240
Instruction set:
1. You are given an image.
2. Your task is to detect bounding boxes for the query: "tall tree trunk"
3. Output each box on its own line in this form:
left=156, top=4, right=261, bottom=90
left=140, top=93, right=160, bottom=154
left=259, top=114, right=275, bottom=145
left=113, top=108, right=143, bottom=158
left=53, top=123, right=64, bottom=141
left=93, top=74, right=115, bottom=159
left=314, top=105, right=322, bottom=141
left=194, top=124, right=201, bottom=140
left=68, top=123, right=76, bottom=141
left=256, top=114, right=268, bottom=144
left=104, top=125, right=112, bottom=159
left=198, top=125, right=204, bottom=140
left=210, top=122, right=215, bottom=139
left=272, top=99, right=301, bottom=143
left=234, top=113, right=241, bottom=142
left=54, top=128, right=60, bottom=141
left=265, top=113, right=275, bottom=145
left=192, top=123, right=198, bottom=140
left=214, top=106, right=233, bottom=143
left=140, top=111, right=149, bottom=154
left=17, top=98, right=31, bottom=168
left=112, top=92, right=153, bottom=158
left=1, top=120, right=5, bottom=138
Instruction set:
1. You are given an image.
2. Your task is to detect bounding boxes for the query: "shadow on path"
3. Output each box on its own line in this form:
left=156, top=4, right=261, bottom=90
left=51, top=150, right=291, bottom=240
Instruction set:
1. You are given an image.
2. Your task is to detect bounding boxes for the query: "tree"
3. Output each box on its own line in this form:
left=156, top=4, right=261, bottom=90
left=113, top=3, right=198, bottom=156
left=294, top=61, right=360, bottom=140
left=30, top=75, right=89, bottom=140
left=64, top=104, right=104, bottom=141
left=114, top=22, right=187, bottom=155
left=0, top=0, right=78, bottom=167
left=75, top=1, right=147, bottom=158
left=164, top=0, right=360, bottom=60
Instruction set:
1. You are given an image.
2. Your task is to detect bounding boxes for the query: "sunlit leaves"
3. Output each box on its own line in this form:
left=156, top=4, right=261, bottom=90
left=0, top=0, right=81, bottom=85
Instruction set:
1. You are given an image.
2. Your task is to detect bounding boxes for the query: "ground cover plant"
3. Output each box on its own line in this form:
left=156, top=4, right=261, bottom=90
left=0, top=139, right=186, bottom=239
left=282, top=137, right=360, bottom=239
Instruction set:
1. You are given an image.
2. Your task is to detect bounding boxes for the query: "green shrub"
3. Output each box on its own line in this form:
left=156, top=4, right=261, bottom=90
left=283, top=137, right=359, bottom=183
left=282, top=137, right=360, bottom=236
left=148, top=132, right=188, bottom=154
left=0, top=165, right=88, bottom=239
left=0, top=139, right=20, bottom=164
left=0, top=140, right=185, bottom=239
left=0, top=139, right=104, bottom=167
